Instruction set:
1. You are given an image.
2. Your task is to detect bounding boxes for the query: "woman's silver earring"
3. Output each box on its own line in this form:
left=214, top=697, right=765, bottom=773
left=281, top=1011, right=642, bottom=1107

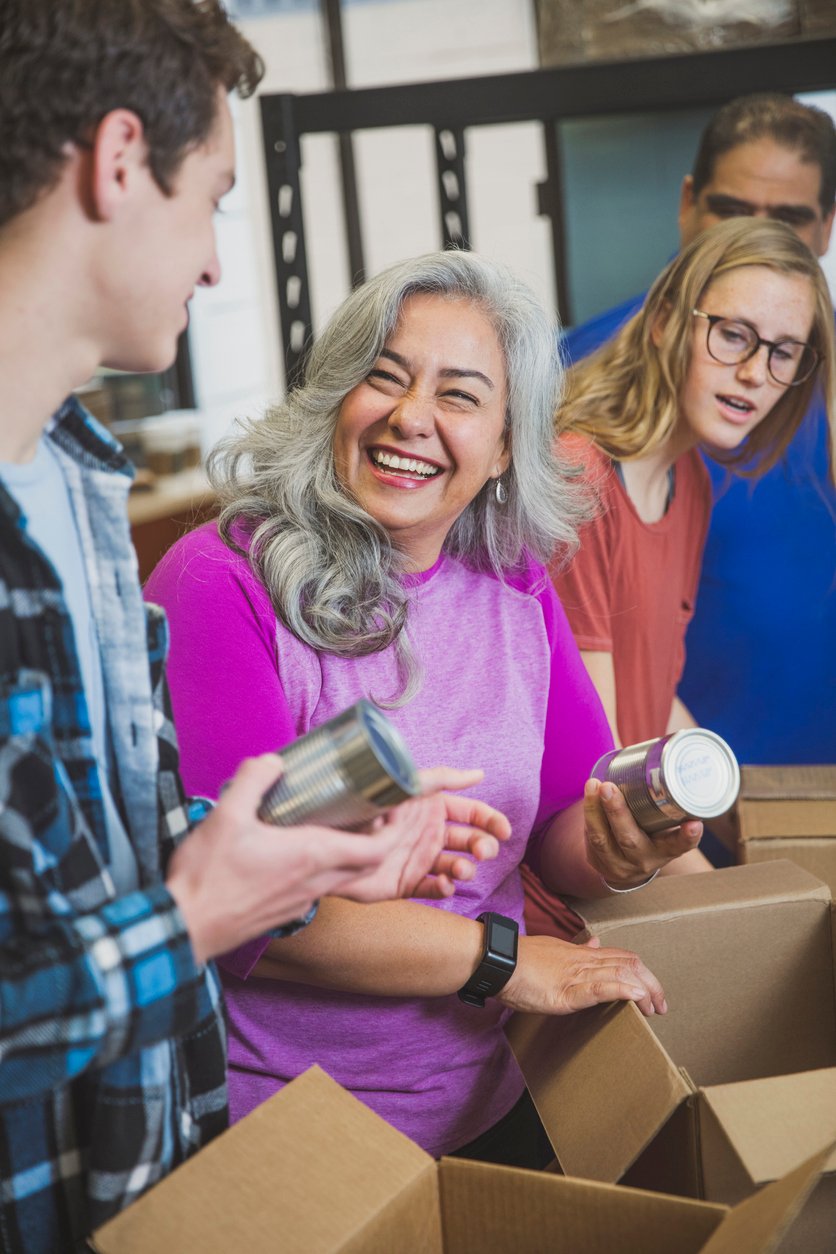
left=494, top=477, right=508, bottom=506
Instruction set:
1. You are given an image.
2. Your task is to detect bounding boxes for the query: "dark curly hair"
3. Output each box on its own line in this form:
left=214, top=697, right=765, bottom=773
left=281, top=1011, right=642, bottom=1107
left=0, top=0, right=264, bottom=227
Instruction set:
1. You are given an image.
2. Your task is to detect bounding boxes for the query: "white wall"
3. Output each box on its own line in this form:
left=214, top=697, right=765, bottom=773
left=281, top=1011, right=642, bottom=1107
left=187, top=7, right=836, bottom=431
left=185, top=94, right=270, bottom=452
left=189, top=0, right=543, bottom=418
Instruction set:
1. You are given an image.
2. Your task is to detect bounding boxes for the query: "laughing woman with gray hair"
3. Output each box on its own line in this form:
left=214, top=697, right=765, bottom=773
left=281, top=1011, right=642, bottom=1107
left=146, top=250, right=690, bottom=1166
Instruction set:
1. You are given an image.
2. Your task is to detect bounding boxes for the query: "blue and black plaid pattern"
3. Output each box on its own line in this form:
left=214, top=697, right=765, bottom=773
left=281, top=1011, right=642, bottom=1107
left=0, top=400, right=227, bottom=1253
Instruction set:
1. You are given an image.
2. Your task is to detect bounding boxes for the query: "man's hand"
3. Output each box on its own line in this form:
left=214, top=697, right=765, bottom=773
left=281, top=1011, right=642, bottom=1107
left=584, top=777, right=703, bottom=889
left=498, top=933, right=667, bottom=1018
left=167, top=757, right=510, bottom=964
left=167, top=754, right=418, bottom=965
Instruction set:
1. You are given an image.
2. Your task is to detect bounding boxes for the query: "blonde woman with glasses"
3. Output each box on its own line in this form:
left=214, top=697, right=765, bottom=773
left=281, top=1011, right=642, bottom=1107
left=524, top=217, right=835, bottom=940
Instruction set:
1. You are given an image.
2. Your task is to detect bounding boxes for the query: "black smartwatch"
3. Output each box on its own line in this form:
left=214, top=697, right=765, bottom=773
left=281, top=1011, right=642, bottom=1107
left=457, top=912, right=519, bottom=1008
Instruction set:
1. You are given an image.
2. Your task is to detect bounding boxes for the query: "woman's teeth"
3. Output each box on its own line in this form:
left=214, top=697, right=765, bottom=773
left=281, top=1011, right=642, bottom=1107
left=718, top=395, right=754, bottom=413
left=371, top=450, right=440, bottom=478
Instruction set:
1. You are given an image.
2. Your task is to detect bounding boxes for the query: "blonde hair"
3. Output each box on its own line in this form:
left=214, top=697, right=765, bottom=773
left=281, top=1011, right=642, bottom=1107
left=560, top=217, right=836, bottom=480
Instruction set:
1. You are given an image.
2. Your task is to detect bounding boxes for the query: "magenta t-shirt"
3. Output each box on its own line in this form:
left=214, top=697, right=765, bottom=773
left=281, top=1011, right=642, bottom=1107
left=146, top=522, right=611, bottom=1155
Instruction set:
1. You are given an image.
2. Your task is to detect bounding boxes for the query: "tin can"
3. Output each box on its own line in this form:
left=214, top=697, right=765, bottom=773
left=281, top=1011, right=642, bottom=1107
left=591, top=729, right=740, bottom=834
left=258, top=699, right=419, bottom=830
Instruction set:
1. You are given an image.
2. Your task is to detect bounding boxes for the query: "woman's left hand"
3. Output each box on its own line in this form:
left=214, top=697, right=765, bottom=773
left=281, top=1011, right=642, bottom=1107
left=333, top=766, right=511, bottom=903
left=584, top=777, right=703, bottom=890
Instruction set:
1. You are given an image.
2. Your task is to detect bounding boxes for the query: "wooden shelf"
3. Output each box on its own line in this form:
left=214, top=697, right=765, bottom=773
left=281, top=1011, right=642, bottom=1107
left=128, top=467, right=215, bottom=525
left=129, top=468, right=218, bottom=584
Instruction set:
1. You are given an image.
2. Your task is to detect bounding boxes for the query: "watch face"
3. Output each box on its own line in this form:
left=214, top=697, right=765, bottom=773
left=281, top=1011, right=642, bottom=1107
left=491, top=919, right=517, bottom=959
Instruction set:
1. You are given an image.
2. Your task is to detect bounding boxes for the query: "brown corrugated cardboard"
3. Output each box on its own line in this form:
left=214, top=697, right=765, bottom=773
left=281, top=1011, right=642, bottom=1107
left=701, top=1070, right=836, bottom=1196
left=90, top=1066, right=831, bottom=1254
left=698, top=1149, right=833, bottom=1254
left=731, top=766, right=836, bottom=895
left=575, top=861, right=835, bottom=1087
left=91, top=1066, right=443, bottom=1254
left=700, top=1071, right=836, bottom=1254
left=437, top=1157, right=725, bottom=1254
left=508, top=861, right=836, bottom=1250
left=507, top=998, right=691, bottom=1185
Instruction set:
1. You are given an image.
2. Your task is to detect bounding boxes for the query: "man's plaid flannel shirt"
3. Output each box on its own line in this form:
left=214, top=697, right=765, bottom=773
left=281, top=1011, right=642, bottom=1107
left=0, top=399, right=228, bottom=1252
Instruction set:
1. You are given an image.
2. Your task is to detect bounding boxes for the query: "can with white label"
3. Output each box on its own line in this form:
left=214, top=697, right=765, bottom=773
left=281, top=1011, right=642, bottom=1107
left=591, top=729, right=740, bottom=834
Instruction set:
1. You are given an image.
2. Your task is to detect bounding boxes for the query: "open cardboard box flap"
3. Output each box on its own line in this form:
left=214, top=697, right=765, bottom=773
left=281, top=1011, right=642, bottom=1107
left=91, top=1066, right=442, bottom=1254
left=507, top=862, right=836, bottom=1189
left=697, top=1146, right=832, bottom=1254
left=700, top=1069, right=836, bottom=1189
left=91, top=1066, right=831, bottom=1254
left=505, top=1000, right=690, bottom=1183
left=697, top=1069, right=836, bottom=1253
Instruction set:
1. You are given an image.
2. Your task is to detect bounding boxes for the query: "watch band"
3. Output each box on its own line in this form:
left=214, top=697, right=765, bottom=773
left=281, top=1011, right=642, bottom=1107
left=457, top=911, right=519, bottom=1008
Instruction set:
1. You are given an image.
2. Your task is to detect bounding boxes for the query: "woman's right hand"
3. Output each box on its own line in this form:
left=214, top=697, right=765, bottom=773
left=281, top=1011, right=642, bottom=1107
left=337, top=779, right=510, bottom=904
left=497, top=934, right=667, bottom=1018
left=584, top=777, right=703, bottom=888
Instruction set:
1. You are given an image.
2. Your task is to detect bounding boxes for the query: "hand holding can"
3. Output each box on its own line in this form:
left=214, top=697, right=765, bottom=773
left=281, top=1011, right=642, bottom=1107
left=591, top=729, right=740, bottom=835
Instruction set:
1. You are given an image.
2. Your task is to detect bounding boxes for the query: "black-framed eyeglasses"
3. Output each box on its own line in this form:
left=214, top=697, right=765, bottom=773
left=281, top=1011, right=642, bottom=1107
left=691, top=310, right=821, bottom=387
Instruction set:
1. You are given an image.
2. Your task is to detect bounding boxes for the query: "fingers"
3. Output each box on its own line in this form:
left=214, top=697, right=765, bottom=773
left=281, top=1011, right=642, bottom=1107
left=588, top=947, right=668, bottom=1015
left=652, top=820, right=704, bottom=859
left=426, top=851, right=477, bottom=881
left=439, top=824, right=501, bottom=863
left=584, top=778, right=647, bottom=879
left=408, top=872, right=456, bottom=900
left=586, top=778, right=644, bottom=851
left=223, top=752, right=285, bottom=816
left=418, top=766, right=484, bottom=795
left=564, top=975, right=657, bottom=1016
left=583, top=778, right=620, bottom=865
left=587, top=778, right=704, bottom=866
left=585, top=778, right=670, bottom=885
left=500, top=935, right=667, bottom=1017
left=616, top=951, right=667, bottom=1015
left=440, top=795, right=511, bottom=842
left=563, top=955, right=667, bottom=1017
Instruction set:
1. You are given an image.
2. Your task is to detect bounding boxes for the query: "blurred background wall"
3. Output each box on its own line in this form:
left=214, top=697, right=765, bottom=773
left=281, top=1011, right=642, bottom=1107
left=90, top=0, right=836, bottom=467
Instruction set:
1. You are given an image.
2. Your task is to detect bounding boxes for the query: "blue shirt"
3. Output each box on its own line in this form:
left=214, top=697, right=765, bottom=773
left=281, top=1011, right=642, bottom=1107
left=562, top=299, right=836, bottom=765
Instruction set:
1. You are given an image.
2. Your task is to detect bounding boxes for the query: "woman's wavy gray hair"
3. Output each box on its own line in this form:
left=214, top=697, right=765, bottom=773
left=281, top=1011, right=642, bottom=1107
left=210, top=249, right=585, bottom=701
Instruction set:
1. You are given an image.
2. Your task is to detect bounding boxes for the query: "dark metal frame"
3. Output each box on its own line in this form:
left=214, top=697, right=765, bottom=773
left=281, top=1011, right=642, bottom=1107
left=171, top=331, right=197, bottom=411
left=260, top=35, right=836, bottom=388
left=322, top=0, right=366, bottom=287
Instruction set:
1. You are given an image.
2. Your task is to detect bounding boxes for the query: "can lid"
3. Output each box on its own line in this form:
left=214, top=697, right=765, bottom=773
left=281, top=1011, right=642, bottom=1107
left=661, top=729, right=741, bottom=818
left=346, top=701, right=419, bottom=807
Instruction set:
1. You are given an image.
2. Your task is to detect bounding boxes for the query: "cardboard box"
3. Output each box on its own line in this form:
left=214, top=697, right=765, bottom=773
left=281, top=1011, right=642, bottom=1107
left=508, top=861, right=836, bottom=1251
left=700, top=1069, right=836, bottom=1252
left=731, top=766, right=836, bottom=897
left=90, top=1065, right=830, bottom=1254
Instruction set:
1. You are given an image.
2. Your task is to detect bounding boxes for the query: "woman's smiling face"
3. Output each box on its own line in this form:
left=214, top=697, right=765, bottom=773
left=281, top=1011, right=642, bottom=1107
left=333, top=293, right=511, bottom=570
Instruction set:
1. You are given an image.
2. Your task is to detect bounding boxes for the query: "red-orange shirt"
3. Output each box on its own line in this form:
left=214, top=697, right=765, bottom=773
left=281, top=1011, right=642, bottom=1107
left=550, top=439, right=711, bottom=747
left=524, top=439, right=711, bottom=943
